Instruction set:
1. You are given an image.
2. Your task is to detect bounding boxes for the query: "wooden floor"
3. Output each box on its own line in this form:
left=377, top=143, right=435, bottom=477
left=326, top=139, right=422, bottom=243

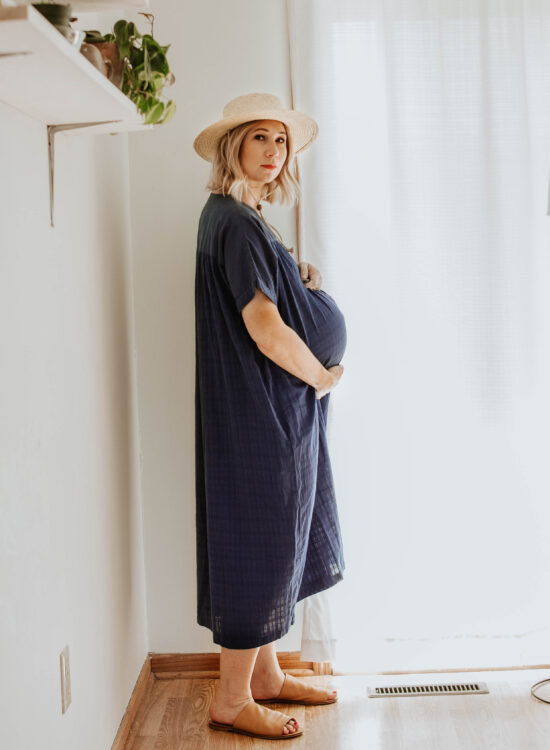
left=124, top=669, right=550, bottom=749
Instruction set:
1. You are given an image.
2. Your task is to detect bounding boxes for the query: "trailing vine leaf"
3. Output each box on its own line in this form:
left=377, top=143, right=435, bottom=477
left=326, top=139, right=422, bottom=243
left=149, top=71, right=165, bottom=94
left=160, top=99, right=176, bottom=125
left=113, top=19, right=130, bottom=58
left=144, top=100, right=164, bottom=124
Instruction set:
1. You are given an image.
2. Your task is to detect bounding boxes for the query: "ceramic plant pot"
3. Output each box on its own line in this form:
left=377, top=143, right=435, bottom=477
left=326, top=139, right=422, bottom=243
left=79, top=43, right=107, bottom=75
left=87, top=41, right=123, bottom=89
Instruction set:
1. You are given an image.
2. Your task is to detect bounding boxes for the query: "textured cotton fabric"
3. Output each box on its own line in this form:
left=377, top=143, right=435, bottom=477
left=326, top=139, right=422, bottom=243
left=194, top=191, right=347, bottom=649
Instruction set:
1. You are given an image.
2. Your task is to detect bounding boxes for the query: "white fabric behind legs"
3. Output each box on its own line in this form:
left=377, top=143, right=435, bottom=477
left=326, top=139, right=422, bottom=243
left=289, top=0, right=550, bottom=672
left=300, top=590, right=337, bottom=663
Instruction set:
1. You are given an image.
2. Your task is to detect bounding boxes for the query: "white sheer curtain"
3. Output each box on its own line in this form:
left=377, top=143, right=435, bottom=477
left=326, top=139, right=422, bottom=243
left=288, top=0, right=550, bottom=672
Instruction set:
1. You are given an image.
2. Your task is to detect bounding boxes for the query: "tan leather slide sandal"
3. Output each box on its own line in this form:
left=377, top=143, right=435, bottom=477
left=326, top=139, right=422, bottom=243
left=256, top=673, right=338, bottom=706
left=208, top=700, right=303, bottom=740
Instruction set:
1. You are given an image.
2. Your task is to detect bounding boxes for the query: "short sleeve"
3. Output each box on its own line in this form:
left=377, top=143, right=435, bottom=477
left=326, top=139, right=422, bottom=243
left=222, top=218, right=279, bottom=313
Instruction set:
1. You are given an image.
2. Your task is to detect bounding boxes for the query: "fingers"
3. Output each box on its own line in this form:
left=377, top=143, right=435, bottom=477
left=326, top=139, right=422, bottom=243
left=309, top=267, right=322, bottom=288
left=316, top=365, right=344, bottom=398
left=328, top=364, right=344, bottom=380
left=299, top=262, right=323, bottom=290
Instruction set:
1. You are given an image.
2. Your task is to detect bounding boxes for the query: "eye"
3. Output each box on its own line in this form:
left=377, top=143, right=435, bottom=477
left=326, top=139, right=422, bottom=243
left=253, top=134, right=287, bottom=144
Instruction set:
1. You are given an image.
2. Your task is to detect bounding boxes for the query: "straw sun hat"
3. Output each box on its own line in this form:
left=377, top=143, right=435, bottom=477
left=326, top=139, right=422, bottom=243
left=193, top=92, right=318, bottom=162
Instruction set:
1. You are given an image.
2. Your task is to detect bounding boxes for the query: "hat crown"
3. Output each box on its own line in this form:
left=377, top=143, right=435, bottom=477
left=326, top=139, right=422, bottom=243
left=223, top=93, right=285, bottom=119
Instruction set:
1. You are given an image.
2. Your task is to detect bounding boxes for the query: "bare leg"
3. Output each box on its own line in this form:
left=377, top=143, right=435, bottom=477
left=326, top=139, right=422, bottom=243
left=209, top=645, right=299, bottom=735
left=250, top=642, right=337, bottom=702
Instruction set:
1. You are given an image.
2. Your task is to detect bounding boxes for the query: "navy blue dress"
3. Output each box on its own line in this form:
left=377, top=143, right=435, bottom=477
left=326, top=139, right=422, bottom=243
left=195, top=192, right=347, bottom=649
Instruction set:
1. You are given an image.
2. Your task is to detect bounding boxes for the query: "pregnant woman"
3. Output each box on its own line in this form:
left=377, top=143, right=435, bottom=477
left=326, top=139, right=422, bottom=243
left=193, top=93, right=347, bottom=741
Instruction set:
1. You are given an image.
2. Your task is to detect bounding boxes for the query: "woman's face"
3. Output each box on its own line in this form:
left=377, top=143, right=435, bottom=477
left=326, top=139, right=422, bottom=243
left=239, top=119, right=288, bottom=187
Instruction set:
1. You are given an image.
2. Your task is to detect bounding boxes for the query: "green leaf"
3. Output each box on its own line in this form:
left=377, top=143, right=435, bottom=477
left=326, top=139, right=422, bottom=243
left=150, top=55, right=169, bottom=75
left=131, top=93, right=148, bottom=113
left=159, top=99, right=176, bottom=125
left=129, top=48, right=143, bottom=67
left=83, top=29, right=105, bottom=43
left=149, top=71, right=165, bottom=94
left=113, top=20, right=131, bottom=58
left=143, top=38, right=152, bottom=83
left=144, top=101, right=164, bottom=124
left=142, top=34, right=162, bottom=51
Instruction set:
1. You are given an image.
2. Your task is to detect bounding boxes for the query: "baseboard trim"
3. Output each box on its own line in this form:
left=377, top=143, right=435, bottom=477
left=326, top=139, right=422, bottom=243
left=365, top=663, right=550, bottom=676
left=111, top=655, right=155, bottom=750
left=149, top=650, right=333, bottom=678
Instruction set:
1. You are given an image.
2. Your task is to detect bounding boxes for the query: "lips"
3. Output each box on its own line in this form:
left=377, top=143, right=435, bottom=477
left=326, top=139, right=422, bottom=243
left=261, top=164, right=277, bottom=169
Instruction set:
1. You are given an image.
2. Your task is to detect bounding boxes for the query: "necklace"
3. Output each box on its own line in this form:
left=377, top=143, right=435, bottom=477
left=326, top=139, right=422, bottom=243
left=246, top=185, right=295, bottom=255
left=247, top=185, right=264, bottom=213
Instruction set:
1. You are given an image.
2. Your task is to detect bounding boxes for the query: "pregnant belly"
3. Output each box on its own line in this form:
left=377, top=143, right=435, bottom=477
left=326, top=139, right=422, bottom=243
left=304, top=289, right=347, bottom=369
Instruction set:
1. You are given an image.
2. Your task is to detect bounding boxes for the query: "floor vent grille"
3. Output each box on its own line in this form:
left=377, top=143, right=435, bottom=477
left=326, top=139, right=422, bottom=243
left=367, top=681, right=489, bottom=698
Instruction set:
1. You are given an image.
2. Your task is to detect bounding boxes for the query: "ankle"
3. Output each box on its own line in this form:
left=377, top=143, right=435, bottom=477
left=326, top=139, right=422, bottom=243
left=252, top=657, right=283, bottom=676
left=214, top=682, right=253, bottom=703
left=250, top=667, right=285, bottom=686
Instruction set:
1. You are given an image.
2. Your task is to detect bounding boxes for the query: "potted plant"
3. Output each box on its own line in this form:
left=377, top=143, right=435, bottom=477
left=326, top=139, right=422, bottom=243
left=83, top=13, right=176, bottom=126
left=31, top=2, right=73, bottom=27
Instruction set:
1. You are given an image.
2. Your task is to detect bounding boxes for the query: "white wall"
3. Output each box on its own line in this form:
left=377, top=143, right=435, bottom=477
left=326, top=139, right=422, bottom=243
left=128, top=0, right=303, bottom=653
left=0, top=12, right=148, bottom=750
left=0, top=2, right=300, bottom=746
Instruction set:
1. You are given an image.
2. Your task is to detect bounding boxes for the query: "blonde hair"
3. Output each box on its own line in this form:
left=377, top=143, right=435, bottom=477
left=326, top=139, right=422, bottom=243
left=206, top=120, right=301, bottom=207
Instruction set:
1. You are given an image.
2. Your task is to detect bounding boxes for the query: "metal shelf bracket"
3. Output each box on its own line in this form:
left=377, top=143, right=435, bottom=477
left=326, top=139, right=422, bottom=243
left=47, top=121, right=122, bottom=227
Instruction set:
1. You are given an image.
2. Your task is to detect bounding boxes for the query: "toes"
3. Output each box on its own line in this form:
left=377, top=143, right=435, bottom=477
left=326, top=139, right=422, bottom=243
left=284, top=719, right=298, bottom=734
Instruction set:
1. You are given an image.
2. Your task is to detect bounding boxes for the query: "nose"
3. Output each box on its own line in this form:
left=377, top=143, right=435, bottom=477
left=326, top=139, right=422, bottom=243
left=264, top=143, right=276, bottom=157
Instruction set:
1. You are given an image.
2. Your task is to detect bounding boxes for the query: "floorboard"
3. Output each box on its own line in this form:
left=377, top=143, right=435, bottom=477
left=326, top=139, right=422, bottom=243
left=124, top=669, right=550, bottom=749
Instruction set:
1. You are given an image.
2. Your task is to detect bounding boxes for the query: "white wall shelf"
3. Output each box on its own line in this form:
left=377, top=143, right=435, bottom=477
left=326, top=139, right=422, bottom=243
left=70, top=1, right=151, bottom=9
left=0, top=1, right=151, bottom=12
left=0, top=5, right=157, bottom=226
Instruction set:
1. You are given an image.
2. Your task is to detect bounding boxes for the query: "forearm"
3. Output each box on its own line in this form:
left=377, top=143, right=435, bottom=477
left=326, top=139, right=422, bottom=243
left=256, top=322, right=332, bottom=391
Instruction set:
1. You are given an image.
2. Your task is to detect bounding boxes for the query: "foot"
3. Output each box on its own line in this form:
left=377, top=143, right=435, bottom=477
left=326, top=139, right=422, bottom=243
left=209, top=691, right=300, bottom=735
left=251, top=670, right=338, bottom=704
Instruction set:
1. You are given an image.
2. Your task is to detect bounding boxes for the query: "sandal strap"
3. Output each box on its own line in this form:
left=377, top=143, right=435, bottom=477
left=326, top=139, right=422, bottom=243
left=233, top=701, right=296, bottom=737
left=278, top=673, right=333, bottom=703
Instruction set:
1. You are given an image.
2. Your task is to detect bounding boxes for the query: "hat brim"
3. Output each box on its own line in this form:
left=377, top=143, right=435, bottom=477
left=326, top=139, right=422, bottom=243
left=193, top=109, right=318, bottom=162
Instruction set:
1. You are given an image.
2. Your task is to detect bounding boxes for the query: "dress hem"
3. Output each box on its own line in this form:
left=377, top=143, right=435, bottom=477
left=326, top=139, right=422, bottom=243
left=197, top=569, right=344, bottom=650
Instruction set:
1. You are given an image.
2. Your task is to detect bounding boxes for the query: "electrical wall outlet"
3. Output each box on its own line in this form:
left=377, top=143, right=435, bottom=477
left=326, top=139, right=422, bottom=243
left=60, top=645, right=72, bottom=714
